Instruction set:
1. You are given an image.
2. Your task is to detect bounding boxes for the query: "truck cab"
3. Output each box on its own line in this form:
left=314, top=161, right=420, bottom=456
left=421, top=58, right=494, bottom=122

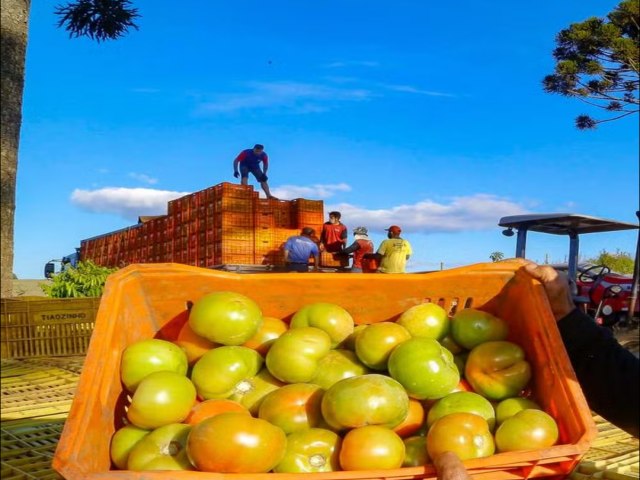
left=44, top=251, right=80, bottom=278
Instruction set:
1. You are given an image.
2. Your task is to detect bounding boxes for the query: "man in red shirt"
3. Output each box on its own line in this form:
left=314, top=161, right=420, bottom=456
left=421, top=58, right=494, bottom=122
left=232, top=144, right=277, bottom=199
left=320, top=211, right=348, bottom=268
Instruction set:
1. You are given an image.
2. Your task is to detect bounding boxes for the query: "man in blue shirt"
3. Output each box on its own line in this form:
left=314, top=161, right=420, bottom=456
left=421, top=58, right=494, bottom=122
left=283, top=227, right=320, bottom=272
left=232, top=144, right=277, bottom=199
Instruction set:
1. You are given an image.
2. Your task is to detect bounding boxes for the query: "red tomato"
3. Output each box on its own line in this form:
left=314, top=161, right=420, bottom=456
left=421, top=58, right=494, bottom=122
left=184, top=398, right=249, bottom=425
left=258, top=383, right=324, bottom=434
left=339, top=425, right=405, bottom=470
left=426, top=412, right=495, bottom=461
left=242, top=316, right=288, bottom=356
left=321, top=374, right=409, bottom=431
left=187, top=412, right=286, bottom=473
left=274, top=428, right=342, bottom=473
left=393, top=398, right=426, bottom=438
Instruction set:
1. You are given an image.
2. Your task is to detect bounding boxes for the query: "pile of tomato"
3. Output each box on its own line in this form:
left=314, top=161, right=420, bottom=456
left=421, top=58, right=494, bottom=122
left=110, top=291, right=560, bottom=473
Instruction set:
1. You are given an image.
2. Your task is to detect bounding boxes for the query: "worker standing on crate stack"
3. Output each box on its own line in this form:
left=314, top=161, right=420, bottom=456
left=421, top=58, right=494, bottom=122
left=335, top=226, right=374, bottom=272
left=232, top=144, right=278, bottom=200
left=432, top=259, right=639, bottom=480
left=283, top=227, right=320, bottom=272
left=376, top=225, right=412, bottom=273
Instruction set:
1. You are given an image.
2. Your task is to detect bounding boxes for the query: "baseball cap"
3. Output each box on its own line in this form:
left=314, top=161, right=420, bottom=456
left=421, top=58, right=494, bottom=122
left=385, top=225, right=402, bottom=234
left=353, top=226, right=368, bottom=235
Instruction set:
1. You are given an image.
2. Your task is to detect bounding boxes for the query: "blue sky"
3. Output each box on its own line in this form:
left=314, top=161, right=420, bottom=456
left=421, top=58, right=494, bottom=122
left=14, top=0, right=639, bottom=278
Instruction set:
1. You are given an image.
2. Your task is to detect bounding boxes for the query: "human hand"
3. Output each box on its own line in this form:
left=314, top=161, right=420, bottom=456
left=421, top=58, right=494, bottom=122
left=433, top=451, right=471, bottom=480
left=523, top=261, right=575, bottom=321
left=233, top=171, right=239, bottom=178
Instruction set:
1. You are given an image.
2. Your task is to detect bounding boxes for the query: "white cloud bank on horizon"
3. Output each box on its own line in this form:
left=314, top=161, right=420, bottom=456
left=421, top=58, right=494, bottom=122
left=70, top=184, right=528, bottom=232
left=71, top=187, right=190, bottom=219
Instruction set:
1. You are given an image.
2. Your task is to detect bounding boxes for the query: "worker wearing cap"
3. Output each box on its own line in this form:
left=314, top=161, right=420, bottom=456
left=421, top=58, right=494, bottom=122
left=336, top=226, right=374, bottom=272
left=376, top=225, right=412, bottom=273
left=283, top=227, right=320, bottom=272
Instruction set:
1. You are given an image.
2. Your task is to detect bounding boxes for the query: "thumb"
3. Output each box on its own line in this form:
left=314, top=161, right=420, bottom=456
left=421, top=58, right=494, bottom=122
left=433, top=451, right=471, bottom=480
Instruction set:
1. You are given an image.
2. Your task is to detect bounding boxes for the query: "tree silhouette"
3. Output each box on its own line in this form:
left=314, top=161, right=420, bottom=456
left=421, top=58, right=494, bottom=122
left=489, top=251, right=505, bottom=263
left=542, top=0, right=639, bottom=129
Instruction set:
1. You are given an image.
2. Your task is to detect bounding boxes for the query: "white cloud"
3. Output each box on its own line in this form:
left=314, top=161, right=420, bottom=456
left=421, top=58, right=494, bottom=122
left=325, top=194, right=529, bottom=233
left=70, top=183, right=527, bottom=234
left=198, top=81, right=374, bottom=114
left=323, top=60, right=380, bottom=68
left=383, top=84, right=456, bottom=98
left=271, top=183, right=351, bottom=200
left=71, top=187, right=190, bottom=219
left=128, top=172, right=159, bottom=185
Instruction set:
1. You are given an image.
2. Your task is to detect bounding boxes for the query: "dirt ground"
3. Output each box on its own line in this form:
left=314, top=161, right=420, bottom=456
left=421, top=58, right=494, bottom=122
left=11, top=279, right=50, bottom=297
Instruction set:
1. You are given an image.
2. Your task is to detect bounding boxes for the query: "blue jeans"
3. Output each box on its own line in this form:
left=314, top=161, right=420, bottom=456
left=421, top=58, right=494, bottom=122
left=286, top=262, right=309, bottom=272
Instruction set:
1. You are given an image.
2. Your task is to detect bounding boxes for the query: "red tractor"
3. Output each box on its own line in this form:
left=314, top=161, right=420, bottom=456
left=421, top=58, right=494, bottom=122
left=499, top=213, right=639, bottom=328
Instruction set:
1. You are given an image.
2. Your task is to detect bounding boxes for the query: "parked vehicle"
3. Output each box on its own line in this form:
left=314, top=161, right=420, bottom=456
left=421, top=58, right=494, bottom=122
left=499, top=213, right=639, bottom=328
left=44, top=251, right=80, bottom=279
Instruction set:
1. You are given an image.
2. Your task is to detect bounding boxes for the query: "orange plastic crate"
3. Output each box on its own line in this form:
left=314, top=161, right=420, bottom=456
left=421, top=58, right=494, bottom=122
left=53, top=261, right=596, bottom=480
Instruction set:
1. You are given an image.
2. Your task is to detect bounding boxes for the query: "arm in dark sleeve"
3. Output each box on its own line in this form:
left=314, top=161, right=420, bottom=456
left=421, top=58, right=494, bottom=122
left=557, top=308, right=639, bottom=437
left=339, top=241, right=360, bottom=255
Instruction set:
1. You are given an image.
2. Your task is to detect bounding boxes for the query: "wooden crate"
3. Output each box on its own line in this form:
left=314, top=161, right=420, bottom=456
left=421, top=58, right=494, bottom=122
left=1, top=298, right=99, bottom=359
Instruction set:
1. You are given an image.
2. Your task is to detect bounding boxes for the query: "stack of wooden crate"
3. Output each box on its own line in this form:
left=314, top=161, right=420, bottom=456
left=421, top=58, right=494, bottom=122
left=80, top=182, right=329, bottom=268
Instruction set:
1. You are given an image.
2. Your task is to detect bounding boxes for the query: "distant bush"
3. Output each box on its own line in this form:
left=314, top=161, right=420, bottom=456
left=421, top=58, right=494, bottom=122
left=41, top=261, right=117, bottom=298
left=587, top=249, right=634, bottom=275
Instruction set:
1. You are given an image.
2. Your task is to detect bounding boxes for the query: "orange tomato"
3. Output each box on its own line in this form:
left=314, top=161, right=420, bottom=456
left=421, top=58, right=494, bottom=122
left=393, top=398, right=425, bottom=438
left=242, top=316, right=288, bottom=356
left=187, top=412, right=286, bottom=473
left=426, top=412, right=495, bottom=461
left=174, top=321, right=217, bottom=365
left=184, top=398, right=249, bottom=425
left=339, top=425, right=405, bottom=471
left=258, top=383, right=324, bottom=434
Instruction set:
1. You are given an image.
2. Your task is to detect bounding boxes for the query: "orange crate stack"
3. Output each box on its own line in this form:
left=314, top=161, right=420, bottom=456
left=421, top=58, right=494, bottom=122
left=53, top=261, right=597, bottom=480
left=291, top=198, right=324, bottom=228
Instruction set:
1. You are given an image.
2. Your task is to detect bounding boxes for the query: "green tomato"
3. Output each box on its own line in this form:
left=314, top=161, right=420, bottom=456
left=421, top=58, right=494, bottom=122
left=266, top=327, right=332, bottom=383
left=191, top=346, right=263, bottom=400
left=110, top=424, right=150, bottom=470
left=189, top=291, right=263, bottom=345
left=465, top=341, right=531, bottom=401
left=290, top=302, right=354, bottom=347
left=387, top=337, right=460, bottom=400
left=127, top=423, right=193, bottom=471
left=120, top=338, right=188, bottom=392
left=450, top=308, right=509, bottom=350
left=310, top=349, right=371, bottom=390
left=403, top=436, right=430, bottom=467
left=355, top=322, right=411, bottom=370
left=127, top=371, right=196, bottom=429
left=229, top=367, right=284, bottom=415
left=495, top=397, right=541, bottom=425
left=396, top=303, right=450, bottom=340
left=495, top=409, right=559, bottom=452
left=427, top=391, right=496, bottom=431
left=321, top=374, right=409, bottom=431
left=274, top=428, right=342, bottom=473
